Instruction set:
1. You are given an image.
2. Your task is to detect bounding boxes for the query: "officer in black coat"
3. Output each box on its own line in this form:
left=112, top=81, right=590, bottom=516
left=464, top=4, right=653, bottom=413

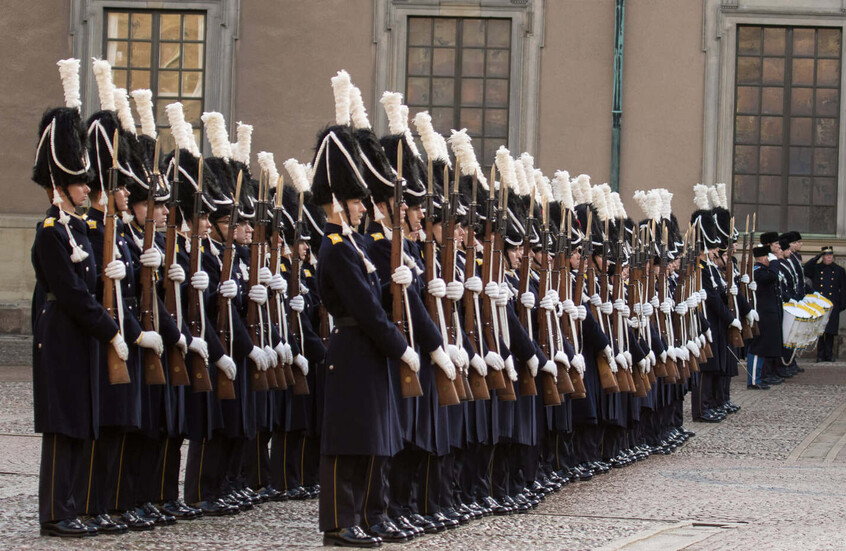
left=746, top=245, right=782, bottom=388
left=805, top=246, right=846, bottom=361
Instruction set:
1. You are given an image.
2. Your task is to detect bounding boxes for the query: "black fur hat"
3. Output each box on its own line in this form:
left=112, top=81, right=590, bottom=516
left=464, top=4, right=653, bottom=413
left=281, top=184, right=310, bottom=244
left=32, top=107, right=92, bottom=191
left=87, top=110, right=144, bottom=194
left=759, top=231, right=779, bottom=246
left=163, top=150, right=223, bottom=226
left=303, top=193, right=326, bottom=252
left=381, top=134, right=427, bottom=207
left=691, top=208, right=721, bottom=249
left=311, top=125, right=369, bottom=206
left=355, top=128, right=397, bottom=205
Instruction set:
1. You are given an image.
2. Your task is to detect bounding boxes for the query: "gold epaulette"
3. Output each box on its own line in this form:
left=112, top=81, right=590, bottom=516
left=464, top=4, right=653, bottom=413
left=328, top=233, right=343, bottom=245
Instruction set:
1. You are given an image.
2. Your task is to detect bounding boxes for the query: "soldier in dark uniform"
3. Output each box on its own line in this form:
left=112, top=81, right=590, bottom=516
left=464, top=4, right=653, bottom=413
left=746, top=245, right=781, bottom=388
left=805, top=246, right=846, bottom=362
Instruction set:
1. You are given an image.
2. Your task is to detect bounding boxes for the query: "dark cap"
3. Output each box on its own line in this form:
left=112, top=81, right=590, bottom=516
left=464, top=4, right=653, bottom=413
left=753, top=245, right=770, bottom=257
left=821, top=245, right=834, bottom=255
left=759, top=231, right=779, bottom=246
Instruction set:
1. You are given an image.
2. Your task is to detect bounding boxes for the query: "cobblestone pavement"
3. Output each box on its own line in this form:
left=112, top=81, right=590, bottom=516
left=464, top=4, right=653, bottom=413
left=1, top=360, right=844, bottom=550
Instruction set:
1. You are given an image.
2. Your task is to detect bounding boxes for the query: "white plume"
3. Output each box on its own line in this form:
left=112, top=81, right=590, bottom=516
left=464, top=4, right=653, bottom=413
left=92, top=58, right=116, bottom=111
left=232, top=122, right=253, bottom=166
left=707, top=185, right=720, bottom=210
left=693, top=184, right=711, bottom=210
left=552, top=171, right=573, bottom=209
left=536, top=170, right=553, bottom=204
left=519, top=153, right=535, bottom=182
left=574, top=174, right=592, bottom=205
left=633, top=190, right=648, bottom=219
left=610, top=191, right=626, bottom=219
left=380, top=92, right=405, bottom=134
left=201, top=112, right=232, bottom=160
left=184, top=121, right=201, bottom=157
left=305, top=162, right=314, bottom=185
left=716, top=182, right=728, bottom=208
left=330, top=70, right=352, bottom=126
left=435, top=132, right=452, bottom=168
left=591, top=185, right=610, bottom=221
left=257, top=152, right=279, bottom=189
left=349, top=84, right=371, bottom=129
left=513, top=158, right=530, bottom=196
left=447, top=128, right=486, bottom=187
left=399, top=105, right=421, bottom=158
left=495, top=146, right=516, bottom=191
left=412, top=111, right=443, bottom=161
left=166, top=103, right=197, bottom=157
left=131, top=89, right=156, bottom=138
left=56, top=59, right=81, bottom=110
left=113, top=88, right=136, bottom=134
left=283, top=158, right=311, bottom=193
left=659, top=188, right=673, bottom=219
left=601, top=184, right=615, bottom=220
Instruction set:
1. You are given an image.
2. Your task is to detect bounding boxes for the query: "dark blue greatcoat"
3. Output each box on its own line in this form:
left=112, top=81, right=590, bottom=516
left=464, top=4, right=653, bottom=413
left=805, top=258, right=846, bottom=335
left=748, top=260, right=784, bottom=357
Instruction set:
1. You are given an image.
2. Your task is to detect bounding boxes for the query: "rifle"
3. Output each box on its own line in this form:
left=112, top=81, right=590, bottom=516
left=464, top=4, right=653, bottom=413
left=611, top=221, right=633, bottom=393
left=287, top=182, right=311, bottom=395
left=748, top=213, right=760, bottom=336
left=738, top=215, right=753, bottom=340
left=557, top=210, right=583, bottom=397
left=423, top=160, right=461, bottom=405
left=462, top=169, right=490, bottom=400
left=479, top=164, right=509, bottom=394
left=626, top=226, right=647, bottom=397
left=694, top=225, right=713, bottom=361
left=595, top=219, right=621, bottom=392
left=515, top=189, right=538, bottom=397
left=536, top=199, right=562, bottom=406
left=392, top=145, right=424, bottom=398
left=185, top=159, right=213, bottom=392
left=245, top=172, right=271, bottom=391
left=641, top=225, right=658, bottom=385
left=492, top=170, right=517, bottom=401
left=685, top=231, right=701, bottom=372
left=163, top=145, right=190, bottom=386
left=655, top=223, right=677, bottom=381
left=725, top=216, right=744, bottom=348
left=267, top=177, right=291, bottom=390
left=138, top=139, right=166, bottom=385
left=212, top=170, right=243, bottom=400
left=103, top=129, right=131, bottom=385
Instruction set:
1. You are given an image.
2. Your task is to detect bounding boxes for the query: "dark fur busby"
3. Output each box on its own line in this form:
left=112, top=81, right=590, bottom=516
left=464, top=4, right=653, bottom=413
left=381, top=134, right=427, bottom=207
left=311, top=125, right=368, bottom=206
left=87, top=110, right=147, bottom=194
left=355, top=127, right=397, bottom=204
left=713, top=206, right=734, bottom=246
left=575, top=203, right=603, bottom=250
left=691, top=208, right=720, bottom=249
left=303, top=193, right=327, bottom=252
left=205, top=157, right=238, bottom=222
left=32, top=107, right=92, bottom=191
left=759, top=231, right=779, bottom=246
left=281, top=184, right=310, bottom=244
left=163, top=151, right=221, bottom=226
left=753, top=245, right=770, bottom=257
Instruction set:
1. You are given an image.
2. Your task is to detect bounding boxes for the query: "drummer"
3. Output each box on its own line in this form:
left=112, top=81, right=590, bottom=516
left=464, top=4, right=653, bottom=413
left=746, top=245, right=782, bottom=390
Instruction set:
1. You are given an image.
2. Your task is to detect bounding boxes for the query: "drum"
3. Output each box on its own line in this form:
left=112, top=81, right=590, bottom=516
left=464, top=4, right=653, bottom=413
left=782, top=303, right=815, bottom=349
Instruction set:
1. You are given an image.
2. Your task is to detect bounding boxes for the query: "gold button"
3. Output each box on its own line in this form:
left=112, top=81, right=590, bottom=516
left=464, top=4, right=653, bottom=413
left=328, top=365, right=334, bottom=371
left=38, top=343, right=42, bottom=349
left=333, top=328, right=339, bottom=334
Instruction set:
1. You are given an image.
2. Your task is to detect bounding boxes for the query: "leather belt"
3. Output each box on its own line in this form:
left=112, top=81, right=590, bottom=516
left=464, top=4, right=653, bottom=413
left=333, top=316, right=359, bottom=327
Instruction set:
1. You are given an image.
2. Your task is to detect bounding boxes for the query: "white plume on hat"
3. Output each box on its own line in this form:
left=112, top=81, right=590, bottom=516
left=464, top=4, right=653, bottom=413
left=283, top=158, right=311, bottom=193
left=513, top=157, right=530, bottom=196
left=715, top=182, right=728, bottom=208
left=600, top=184, right=614, bottom=219
left=380, top=92, right=405, bottom=135
left=330, top=70, right=352, bottom=127
left=519, top=153, right=535, bottom=182
left=610, top=191, right=626, bottom=219
left=448, top=129, right=486, bottom=188
left=707, top=185, right=720, bottom=210
left=349, top=84, right=371, bottom=130
left=257, top=152, right=279, bottom=189
left=92, top=58, right=116, bottom=111
left=495, top=146, right=516, bottom=191
left=573, top=174, right=592, bottom=206
left=633, top=190, right=648, bottom=219
left=693, top=183, right=712, bottom=210
left=57, top=58, right=82, bottom=110
left=412, top=111, right=444, bottom=162
left=435, top=132, right=452, bottom=168
left=399, top=105, right=421, bottom=158
left=113, top=88, right=136, bottom=134
left=659, top=188, right=673, bottom=219
left=232, top=122, right=253, bottom=166
left=166, top=102, right=198, bottom=158
left=536, top=170, right=553, bottom=204
left=592, top=185, right=610, bottom=222
left=131, top=89, right=156, bottom=138
left=201, top=112, right=232, bottom=160
left=552, top=171, right=574, bottom=210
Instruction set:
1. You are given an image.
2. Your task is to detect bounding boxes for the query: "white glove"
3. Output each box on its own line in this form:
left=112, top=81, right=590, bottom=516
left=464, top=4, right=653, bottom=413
left=562, top=299, right=577, bottom=316
left=666, top=347, right=677, bottom=362
left=745, top=311, right=755, bottom=326
left=249, top=346, right=268, bottom=372
left=495, top=285, right=509, bottom=307
left=660, top=300, right=672, bottom=314
left=539, top=292, right=556, bottom=311
left=767, top=253, right=778, bottom=262
left=484, top=281, right=500, bottom=299
left=698, top=334, right=706, bottom=349
left=706, top=328, right=713, bottom=342
left=470, top=353, right=488, bottom=377
left=554, top=350, right=570, bottom=369
left=640, top=358, right=651, bottom=374
left=263, top=345, right=278, bottom=368
left=729, top=284, right=738, bottom=296
left=188, top=336, right=208, bottom=359
left=686, top=296, right=697, bottom=309
left=520, top=292, right=536, bottom=309
left=140, top=247, right=162, bottom=269
left=622, top=305, right=631, bottom=318
left=294, top=354, right=309, bottom=376
left=392, top=265, right=413, bottom=287
left=571, top=354, right=586, bottom=375
left=541, top=360, right=557, bottom=380
left=526, top=355, right=539, bottom=377
left=168, top=263, right=186, bottom=283
left=615, top=353, right=627, bottom=373
left=740, top=274, right=750, bottom=284
left=677, top=346, right=690, bottom=362
left=659, top=350, right=668, bottom=364
left=633, top=302, right=642, bottom=316
left=289, top=294, right=305, bottom=313
left=136, top=331, right=164, bottom=356
left=576, top=305, right=587, bottom=321
left=275, top=342, right=293, bottom=365
left=484, top=351, right=505, bottom=371
left=219, top=279, right=238, bottom=299
left=465, top=276, right=483, bottom=294
left=258, top=266, right=273, bottom=285
left=401, top=346, right=420, bottom=373
left=111, top=333, right=129, bottom=361
left=504, top=356, right=518, bottom=382
left=675, top=302, right=688, bottom=316
left=447, top=344, right=467, bottom=369
left=430, top=346, right=456, bottom=380
left=623, top=350, right=633, bottom=368
left=613, top=298, right=626, bottom=312
left=600, top=301, right=613, bottom=315
left=175, top=334, right=187, bottom=356
left=751, top=309, right=759, bottom=321
left=191, top=270, right=209, bottom=291
left=546, top=289, right=560, bottom=305
left=249, top=285, right=268, bottom=305
left=686, top=339, right=700, bottom=357
left=104, top=259, right=126, bottom=280
left=446, top=281, right=464, bottom=301
left=647, top=350, right=656, bottom=366
left=730, top=318, right=742, bottom=330
left=628, top=317, right=640, bottom=329
left=642, top=302, right=653, bottom=317
left=699, top=289, right=707, bottom=301
left=749, top=281, right=758, bottom=291
left=603, top=345, right=617, bottom=373
left=650, top=295, right=660, bottom=308
left=269, top=274, right=287, bottom=294
left=427, top=277, right=446, bottom=298
left=215, top=355, right=236, bottom=381
left=590, top=294, right=602, bottom=307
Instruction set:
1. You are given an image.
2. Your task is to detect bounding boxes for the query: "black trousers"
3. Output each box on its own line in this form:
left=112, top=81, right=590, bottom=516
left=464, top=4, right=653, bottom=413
left=818, top=334, right=835, bottom=361
left=573, top=423, right=603, bottom=465
left=132, top=434, right=167, bottom=504
left=462, top=442, right=493, bottom=502
left=691, top=371, right=719, bottom=418
left=77, top=427, right=139, bottom=514
left=244, top=431, right=272, bottom=490
left=553, top=431, right=576, bottom=472
left=318, top=454, right=388, bottom=532
left=185, top=437, right=226, bottom=504
left=154, top=437, right=183, bottom=503
left=39, top=433, right=87, bottom=523
left=271, top=429, right=317, bottom=491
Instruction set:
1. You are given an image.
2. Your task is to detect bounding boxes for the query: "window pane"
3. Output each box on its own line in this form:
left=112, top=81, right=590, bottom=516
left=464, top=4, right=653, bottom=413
left=484, top=109, right=508, bottom=137
left=763, top=27, right=786, bottom=56
left=431, top=107, right=454, bottom=135
left=758, top=175, right=783, bottom=204
left=482, top=139, right=501, bottom=166
left=816, top=59, right=840, bottom=87
left=761, top=87, right=783, bottom=114
left=793, top=28, right=816, bottom=57
left=157, top=127, right=175, bottom=155
left=791, top=58, right=814, bottom=86
left=158, top=70, right=179, bottom=96
left=463, top=19, right=485, bottom=47
left=814, top=148, right=837, bottom=176
left=486, top=49, right=510, bottom=78
left=809, top=206, right=835, bottom=234
left=789, top=147, right=812, bottom=175
left=182, top=99, right=202, bottom=124
left=789, top=117, right=812, bottom=146
left=183, top=43, right=204, bottom=69
left=107, top=41, right=128, bottom=67
left=409, top=18, right=432, bottom=46
left=736, top=86, right=760, bottom=114
left=737, top=57, right=762, bottom=84
left=130, top=69, right=150, bottom=90
left=734, top=145, right=758, bottom=174
left=485, top=79, right=509, bottom=108
left=759, top=145, right=782, bottom=174
left=434, top=19, right=457, bottom=47
left=407, top=77, right=430, bottom=105
left=433, top=48, right=455, bottom=76
left=762, top=58, right=784, bottom=85
left=431, top=78, right=454, bottom=106
left=461, top=79, right=483, bottom=106
left=160, top=14, right=181, bottom=40
left=183, top=14, right=204, bottom=41
left=758, top=205, right=782, bottom=231
left=738, top=27, right=761, bottom=55
left=112, top=69, right=127, bottom=89
left=815, top=118, right=838, bottom=146
left=460, top=108, right=483, bottom=135
left=787, top=205, right=809, bottom=232
left=787, top=176, right=810, bottom=204
left=790, top=88, right=813, bottom=116
left=160, top=42, right=180, bottom=69
left=107, top=12, right=129, bottom=39
left=487, top=20, right=510, bottom=48
left=818, top=29, right=841, bottom=58
left=408, top=47, right=432, bottom=76
left=130, top=13, right=152, bottom=39
left=733, top=175, right=758, bottom=203
left=760, top=116, right=783, bottom=144
left=815, top=88, right=839, bottom=116
left=182, top=71, right=203, bottom=97
left=130, top=42, right=152, bottom=68
left=813, top=177, right=837, bottom=205
left=735, top=115, right=759, bottom=144
left=462, top=49, right=484, bottom=77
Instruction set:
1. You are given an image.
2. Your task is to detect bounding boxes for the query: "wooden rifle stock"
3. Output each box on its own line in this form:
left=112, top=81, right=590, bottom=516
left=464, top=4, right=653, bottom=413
left=536, top=203, right=562, bottom=405
left=462, top=174, right=489, bottom=401
left=267, top=192, right=290, bottom=390
left=163, top=148, right=189, bottom=386
left=594, top=238, right=620, bottom=393
left=285, top=189, right=310, bottom=395
left=245, top=174, right=270, bottom=391
left=515, top=201, right=538, bottom=397
left=185, top=160, right=212, bottom=392
left=139, top=180, right=166, bottom=385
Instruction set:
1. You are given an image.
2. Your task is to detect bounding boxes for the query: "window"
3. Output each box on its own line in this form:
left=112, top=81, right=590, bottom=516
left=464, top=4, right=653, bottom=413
left=104, top=9, right=207, bottom=152
left=405, top=16, right=512, bottom=167
left=732, top=25, right=842, bottom=234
